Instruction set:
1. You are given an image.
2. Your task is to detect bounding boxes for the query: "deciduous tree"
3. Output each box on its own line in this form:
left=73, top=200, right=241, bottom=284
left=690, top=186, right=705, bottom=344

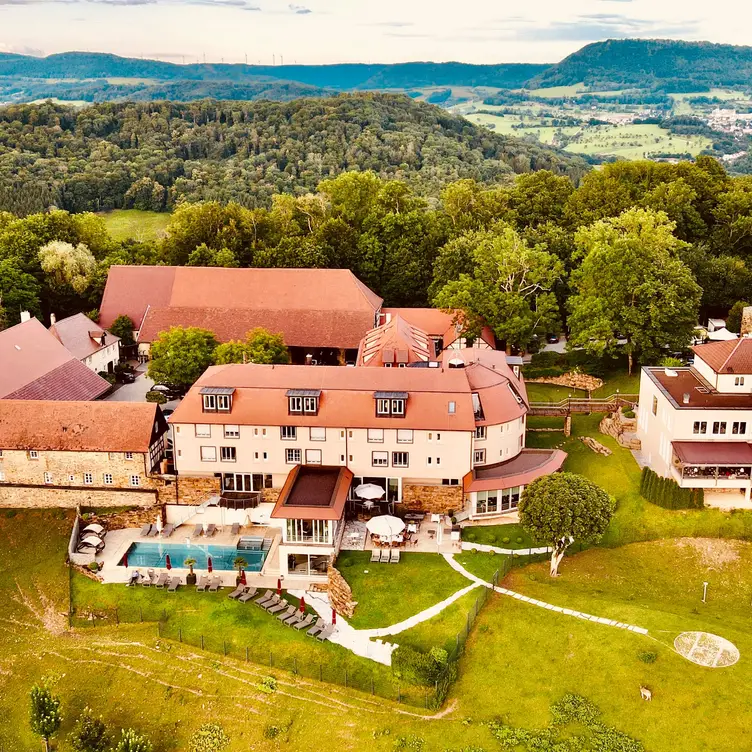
left=214, top=328, right=289, bottom=365
left=109, top=314, right=135, bottom=346
left=38, top=240, right=96, bottom=293
left=147, top=327, right=218, bottom=389
left=29, top=683, right=62, bottom=752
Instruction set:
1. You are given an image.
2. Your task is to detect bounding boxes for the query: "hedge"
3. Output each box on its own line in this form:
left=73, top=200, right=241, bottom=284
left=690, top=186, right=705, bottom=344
left=640, top=467, right=704, bottom=509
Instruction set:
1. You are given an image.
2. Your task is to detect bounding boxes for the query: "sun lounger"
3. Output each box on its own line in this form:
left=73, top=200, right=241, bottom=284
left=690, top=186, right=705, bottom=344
left=140, top=523, right=152, bottom=537
left=316, top=625, right=335, bottom=642
left=161, top=523, right=174, bottom=538
left=238, top=587, right=258, bottom=603
left=82, top=523, right=106, bottom=537
left=228, top=584, right=247, bottom=599
left=306, top=621, right=325, bottom=638
left=370, top=549, right=380, bottom=563
left=205, top=524, right=216, bottom=537
left=390, top=549, right=401, bottom=563
left=167, top=576, right=181, bottom=592
left=254, top=589, right=274, bottom=607
left=127, top=570, right=141, bottom=586
left=147, top=525, right=159, bottom=537
left=380, top=549, right=390, bottom=563
left=196, top=575, right=209, bottom=592
left=276, top=605, right=296, bottom=622
left=231, top=522, right=240, bottom=535
left=292, top=613, right=315, bottom=630
left=266, top=598, right=287, bottom=614
left=155, top=572, right=170, bottom=588
left=208, top=576, right=221, bottom=592
left=142, top=568, right=156, bottom=586
left=262, top=594, right=282, bottom=610
left=192, top=524, right=203, bottom=538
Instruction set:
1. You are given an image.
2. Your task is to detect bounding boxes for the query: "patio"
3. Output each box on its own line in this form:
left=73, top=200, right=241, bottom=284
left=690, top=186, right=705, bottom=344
left=341, top=513, right=461, bottom=554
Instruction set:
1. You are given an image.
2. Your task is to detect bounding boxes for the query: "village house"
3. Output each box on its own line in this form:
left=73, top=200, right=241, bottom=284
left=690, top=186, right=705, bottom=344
left=49, top=312, right=121, bottom=374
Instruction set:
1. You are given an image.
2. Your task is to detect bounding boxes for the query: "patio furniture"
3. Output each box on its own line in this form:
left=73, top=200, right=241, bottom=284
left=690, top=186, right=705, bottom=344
left=77, top=535, right=105, bottom=553
left=276, top=605, right=297, bottom=622
left=208, top=576, right=221, bottom=592
left=316, top=625, right=335, bottom=642
left=306, top=621, right=325, bottom=638
left=82, top=523, right=106, bottom=537
left=167, top=576, right=181, bottom=592
left=161, top=523, right=175, bottom=538
left=205, top=524, right=217, bottom=537
left=196, top=575, right=209, bottom=592
left=390, top=549, right=401, bottom=563
left=238, top=587, right=258, bottom=603
left=192, top=524, right=203, bottom=538
left=127, top=570, right=141, bottom=586
left=140, top=523, right=152, bottom=537
left=228, top=584, right=247, bottom=599
left=284, top=610, right=305, bottom=627
left=293, top=614, right=315, bottom=631
left=267, top=599, right=288, bottom=615
left=155, top=572, right=170, bottom=588
left=262, top=594, right=282, bottom=611
left=142, top=568, right=156, bottom=586
left=231, top=522, right=240, bottom=535
left=427, top=529, right=436, bottom=539
left=370, top=549, right=380, bottom=563
left=254, top=590, right=274, bottom=607
left=366, top=515, right=405, bottom=538
left=147, top=525, right=159, bottom=537
left=379, top=549, right=390, bottom=563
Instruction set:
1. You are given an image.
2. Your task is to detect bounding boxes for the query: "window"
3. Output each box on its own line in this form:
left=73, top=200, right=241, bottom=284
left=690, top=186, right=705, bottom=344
left=733, top=421, right=747, bottom=435
left=253, top=451, right=259, bottom=462
left=310, top=427, right=326, bottom=441
left=397, top=429, right=413, bottom=444
left=475, top=426, right=487, bottom=440
left=693, top=421, right=707, bottom=435
left=288, top=395, right=319, bottom=415
left=129, top=475, right=140, bottom=487
left=108, top=452, right=118, bottom=461
left=391, top=399, right=405, bottom=416
left=124, top=452, right=134, bottom=461
left=305, top=449, right=322, bottom=465
left=473, top=449, right=486, bottom=465
left=84, top=472, right=93, bottom=485
left=286, top=518, right=330, bottom=544
left=28, top=450, right=39, bottom=460
left=263, top=451, right=268, bottom=462
left=427, top=456, right=442, bottom=466
left=304, top=396, right=318, bottom=413
left=442, top=478, right=460, bottom=486
left=253, top=427, right=268, bottom=438
left=735, top=376, right=745, bottom=386
left=195, top=424, right=211, bottom=438
left=428, top=432, right=441, bottom=443
left=201, top=393, right=231, bottom=412
left=286, top=448, right=302, bottom=464
left=0, top=471, right=5, bottom=482
left=448, top=401, right=456, bottom=415
left=376, top=398, right=405, bottom=416
left=652, top=396, right=658, bottom=416
left=712, top=421, right=727, bottom=435
left=288, top=396, right=303, bottom=413
left=224, top=425, right=240, bottom=439
left=103, top=473, right=113, bottom=485
left=280, top=426, right=297, bottom=441
left=392, top=451, right=409, bottom=468
left=220, top=446, right=237, bottom=462
left=339, top=430, right=346, bottom=441
left=372, top=451, right=389, bottom=467
left=200, top=446, right=217, bottom=462
left=367, top=428, right=384, bottom=443
left=43, top=472, right=53, bottom=484
left=68, top=474, right=75, bottom=483
left=376, top=398, right=391, bottom=415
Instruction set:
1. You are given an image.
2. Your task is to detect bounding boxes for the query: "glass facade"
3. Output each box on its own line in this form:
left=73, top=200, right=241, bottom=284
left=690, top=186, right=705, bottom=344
left=475, top=486, right=522, bottom=515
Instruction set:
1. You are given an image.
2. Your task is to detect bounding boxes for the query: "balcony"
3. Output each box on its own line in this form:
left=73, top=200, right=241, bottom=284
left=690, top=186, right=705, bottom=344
left=671, top=441, right=752, bottom=489
left=219, top=491, right=262, bottom=510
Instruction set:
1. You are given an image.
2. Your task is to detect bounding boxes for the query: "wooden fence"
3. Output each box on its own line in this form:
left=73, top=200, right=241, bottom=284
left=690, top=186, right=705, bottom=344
left=528, top=393, right=638, bottom=416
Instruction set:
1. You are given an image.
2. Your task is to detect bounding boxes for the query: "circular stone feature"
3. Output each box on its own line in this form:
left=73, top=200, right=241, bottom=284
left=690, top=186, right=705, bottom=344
left=674, top=631, right=740, bottom=668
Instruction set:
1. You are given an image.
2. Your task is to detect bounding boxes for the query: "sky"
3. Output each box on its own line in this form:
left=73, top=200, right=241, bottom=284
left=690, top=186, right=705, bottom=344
left=0, top=0, right=747, bottom=65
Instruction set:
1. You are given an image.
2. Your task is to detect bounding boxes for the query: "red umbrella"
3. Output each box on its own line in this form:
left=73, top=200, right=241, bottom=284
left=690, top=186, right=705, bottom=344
left=299, top=595, right=306, bottom=613
left=239, top=569, right=247, bottom=585
left=331, top=608, right=337, bottom=625
left=122, top=552, right=128, bottom=568
left=165, top=553, right=172, bottom=570
left=276, top=578, right=282, bottom=595
left=207, top=556, right=213, bottom=573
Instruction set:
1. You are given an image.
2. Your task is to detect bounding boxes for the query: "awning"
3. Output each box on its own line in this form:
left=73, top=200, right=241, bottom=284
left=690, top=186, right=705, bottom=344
left=672, top=441, right=752, bottom=465
left=463, top=449, right=567, bottom=493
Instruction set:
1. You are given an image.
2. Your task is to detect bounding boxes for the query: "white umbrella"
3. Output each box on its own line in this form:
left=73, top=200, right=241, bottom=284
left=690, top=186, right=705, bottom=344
left=366, top=515, right=405, bottom=537
left=155, top=516, right=163, bottom=534
left=708, top=327, right=738, bottom=341
left=355, top=483, right=386, bottom=500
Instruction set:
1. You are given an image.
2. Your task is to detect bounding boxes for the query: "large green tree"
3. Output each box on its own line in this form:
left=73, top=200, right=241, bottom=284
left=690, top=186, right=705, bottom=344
left=0, top=258, right=41, bottom=326
left=568, top=208, right=702, bottom=375
left=214, top=328, right=290, bottom=365
left=108, top=314, right=135, bottom=346
left=38, top=240, right=96, bottom=294
left=147, top=327, right=218, bottom=389
left=29, top=683, right=62, bottom=752
left=519, top=473, right=615, bottom=577
left=433, top=224, right=564, bottom=351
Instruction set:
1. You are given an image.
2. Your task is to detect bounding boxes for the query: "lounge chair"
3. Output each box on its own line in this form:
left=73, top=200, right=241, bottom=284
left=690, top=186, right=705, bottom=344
left=370, top=549, right=380, bottom=563
left=262, top=594, right=282, bottom=611
left=205, top=524, right=216, bottom=537
left=140, top=523, right=152, bottom=537
left=192, top=524, right=203, bottom=538
left=231, top=522, right=240, bottom=535
left=238, top=587, right=258, bottom=603
left=82, top=523, right=106, bottom=537
left=167, top=576, right=181, bottom=592
left=196, top=575, right=209, bottom=592
left=142, top=568, right=156, bottom=586
left=127, top=570, right=141, bottom=586
left=276, top=605, right=297, bottom=622
left=306, top=621, right=325, bottom=638
left=147, top=526, right=159, bottom=537
left=253, top=589, right=274, bottom=607
left=155, top=572, right=170, bottom=588
left=267, top=598, right=287, bottom=615
left=292, top=613, right=315, bottom=631
left=208, top=576, right=222, bottom=592
left=228, top=584, right=247, bottom=599
left=390, top=549, right=401, bottom=564
left=316, top=625, right=335, bottom=642
left=380, top=549, right=390, bottom=563
left=161, top=523, right=174, bottom=538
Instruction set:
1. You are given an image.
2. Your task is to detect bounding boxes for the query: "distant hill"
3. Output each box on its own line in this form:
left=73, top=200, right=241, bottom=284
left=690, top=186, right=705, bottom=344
left=527, top=39, right=752, bottom=91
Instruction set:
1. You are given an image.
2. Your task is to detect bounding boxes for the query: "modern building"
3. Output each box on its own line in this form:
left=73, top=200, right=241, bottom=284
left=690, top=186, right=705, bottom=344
left=0, top=400, right=168, bottom=506
left=0, top=315, right=112, bottom=401
left=49, top=312, right=120, bottom=374
left=637, top=337, right=752, bottom=505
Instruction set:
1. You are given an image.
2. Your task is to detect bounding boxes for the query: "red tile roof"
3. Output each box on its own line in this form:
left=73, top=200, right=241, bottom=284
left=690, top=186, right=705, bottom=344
left=50, top=313, right=119, bottom=361
left=0, top=318, right=111, bottom=401
left=99, top=266, right=383, bottom=349
left=357, top=315, right=435, bottom=367
left=692, top=338, right=752, bottom=374
left=463, top=449, right=567, bottom=492
left=0, top=400, right=162, bottom=452
left=271, top=465, right=353, bottom=520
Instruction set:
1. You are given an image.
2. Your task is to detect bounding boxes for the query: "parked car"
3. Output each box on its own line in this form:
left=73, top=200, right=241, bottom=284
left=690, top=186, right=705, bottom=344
left=117, top=371, right=136, bottom=384
left=546, top=333, right=560, bottom=344
left=150, top=383, right=183, bottom=400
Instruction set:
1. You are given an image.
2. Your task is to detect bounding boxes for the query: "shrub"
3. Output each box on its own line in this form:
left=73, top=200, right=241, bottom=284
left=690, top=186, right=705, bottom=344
left=87, top=562, right=99, bottom=572
left=111, top=729, right=152, bottom=752
left=69, top=708, right=108, bottom=752
left=189, top=723, right=230, bottom=752
left=622, top=408, right=636, bottom=418
left=392, top=646, right=451, bottom=686
left=145, top=391, right=167, bottom=404
left=515, top=537, right=523, bottom=544
left=638, top=651, right=658, bottom=664
left=502, top=536, right=510, bottom=544
left=639, top=467, right=700, bottom=509
left=97, top=371, right=116, bottom=385
left=465, top=531, right=476, bottom=542
left=258, top=676, right=277, bottom=693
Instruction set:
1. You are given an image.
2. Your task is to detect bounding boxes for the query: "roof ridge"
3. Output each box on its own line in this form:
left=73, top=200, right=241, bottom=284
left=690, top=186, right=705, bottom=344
left=719, top=337, right=747, bottom=372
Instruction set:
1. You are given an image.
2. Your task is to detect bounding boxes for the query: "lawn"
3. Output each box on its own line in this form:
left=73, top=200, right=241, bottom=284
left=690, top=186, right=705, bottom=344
left=527, top=415, right=566, bottom=430
left=525, top=370, right=641, bottom=403
left=335, top=551, right=470, bottom=629
left=100, top=209, right=171, bottom=241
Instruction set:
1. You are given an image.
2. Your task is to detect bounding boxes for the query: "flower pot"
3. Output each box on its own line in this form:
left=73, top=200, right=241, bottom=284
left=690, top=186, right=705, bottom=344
left=186, top=573, right=197, bottom=586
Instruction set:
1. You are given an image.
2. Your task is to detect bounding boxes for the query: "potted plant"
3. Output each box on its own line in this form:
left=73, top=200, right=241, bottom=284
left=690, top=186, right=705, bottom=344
left=234, top=556, right=248, bottom=586
left=184, top=557, right=197, bottom=585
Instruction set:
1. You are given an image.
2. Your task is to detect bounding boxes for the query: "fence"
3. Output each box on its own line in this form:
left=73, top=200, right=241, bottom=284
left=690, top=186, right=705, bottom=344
left=528, top=393, right=638, bottom=416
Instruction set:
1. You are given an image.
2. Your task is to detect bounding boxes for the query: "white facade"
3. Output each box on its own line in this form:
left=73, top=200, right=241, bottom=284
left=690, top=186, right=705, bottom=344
left=82, top=340, right=120, bottom=374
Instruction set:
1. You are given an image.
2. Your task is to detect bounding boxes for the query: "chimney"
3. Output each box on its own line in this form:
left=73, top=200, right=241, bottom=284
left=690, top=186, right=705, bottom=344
left=682, top=393, right=690, bottom=405
left=20, top=311, right=31, bottom=323
left=100, top=334, right=106, bottom=347
left=49, top=313, right=56, bottom=326
left=741, top=306, right=752, bottom=337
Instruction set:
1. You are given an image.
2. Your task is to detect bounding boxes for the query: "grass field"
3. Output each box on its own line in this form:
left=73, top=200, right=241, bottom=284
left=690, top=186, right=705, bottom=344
left=100, top=209, right=171, bottom=241
left=525, top=370, right=641, bottom=403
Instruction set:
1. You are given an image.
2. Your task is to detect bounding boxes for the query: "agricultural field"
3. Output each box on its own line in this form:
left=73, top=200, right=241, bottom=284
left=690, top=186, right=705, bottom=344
left=99, top=209, right=171, bottom=241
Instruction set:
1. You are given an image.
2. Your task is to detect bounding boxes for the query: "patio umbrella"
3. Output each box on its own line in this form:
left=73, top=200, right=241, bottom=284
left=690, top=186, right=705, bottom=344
left=331, top=608, right=337, bottom=625
left=299, top=595, right=306, bottom=613
left=155, top=516, right=163, bottom=534
left=708, top=327, right=738, bottom=341
left=277, top=578, right=282, bottom=595
left=165, top=553, right=172, bottom=570
left=207, top=556, right=213, bottom=573
left=121, top=552, right=128, bottom=568
left=366, top=515, right=405, bottom=537
left=239, top=569, right=247, bottom=585
left=355, top=483, right=386, bottom=500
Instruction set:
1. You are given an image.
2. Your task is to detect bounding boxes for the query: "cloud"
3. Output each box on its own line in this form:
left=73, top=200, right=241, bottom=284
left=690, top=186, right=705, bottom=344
left=188, top=0, right=260, bottom=8
left=514, top=14, right=699, bottom=41
left=288, top=3, right=310, bottom=13
left=0, top=42, right=44, bottom=54
left=368, top=21, right=414, bottom=28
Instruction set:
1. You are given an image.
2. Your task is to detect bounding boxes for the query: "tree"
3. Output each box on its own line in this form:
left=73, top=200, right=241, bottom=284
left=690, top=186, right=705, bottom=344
left=69, top=707, right=108, bottom=752
left=518, top=473, right=615, bottom=577
left=726, top=300, right=751, bottom=333
left=433, top=224, right=564, bottom=351
left=147, top=327, right=218, bottom=389
left=568, top=208, right=702, bottom=375
left=189, top=723, right=230, bottom=752
left=214, top=328, right=290, bottom=365
left=29, top=683, right=62, bottom=752
left=109, top=314, right=135, bottom=346
left=111, top=729, right=152, bottom=752
left=0, top=258, right=41, bottom=325
left=38, top=240, right=96, bottom=293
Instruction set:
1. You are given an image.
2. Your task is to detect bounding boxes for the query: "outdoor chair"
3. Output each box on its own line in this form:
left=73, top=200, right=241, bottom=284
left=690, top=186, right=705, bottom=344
left=254, top=590, right=274, bottom=607
left=276, top=605, right=296, bottom=622
left=379, top=549, right=390, bottom=563
left=228, top=584, right=247, bottom=599
left=267, top=598, right=287, bottom=615
left=316, top=625, right=335, bottom=642
left=293, top=614, right=315, bottom=631
left=238, top=587, right=258, bottom=603
left=140, top=523, right=152, bottom=537
left=390, top=549, right=401, bottom=563
left=262, top=594, right=283, bottom=611
left=147, top=526, right=159, bottom=537
left=142, top=568, right=156, bottom=586
left=370, top=549, right=380, bottom=563
left=161, top=523, right=174, bottom=538
left=196, top=575, right=209, bottom=591
left=205, top=524, right=217, bottom=537
left=82, top=523, right=106, bottom=538
left=126, top=570, right=141, bottom=587
left=167, top=576, right=181, bottom=592
left=155, top=572, right=170, bottom=588
left=231, top=522, right=240, bottom=535
left=306, top=621, right=325, bottom=638
left=208, top=576, right=221, bottom=592
left=283, top=610, right=305, bottom=627
left=192, top=524, right=203, bottom=538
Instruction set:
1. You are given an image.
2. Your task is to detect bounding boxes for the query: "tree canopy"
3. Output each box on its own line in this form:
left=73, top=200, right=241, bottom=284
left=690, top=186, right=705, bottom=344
left=29, top=683, right=62, bottom=752
left=147, top=327, right=219, bottom=390
left=214, top=328, right=290, bottom=365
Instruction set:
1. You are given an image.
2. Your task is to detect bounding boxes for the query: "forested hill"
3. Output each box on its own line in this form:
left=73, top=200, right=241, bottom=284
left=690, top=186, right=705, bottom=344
left=528, top=39, right=752, bottom=90
left=0, top=94, right=589, bottom=216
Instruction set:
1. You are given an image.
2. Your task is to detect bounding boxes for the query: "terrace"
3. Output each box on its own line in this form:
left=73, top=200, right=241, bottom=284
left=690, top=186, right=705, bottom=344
left=670, top=441, right=752, bottom=502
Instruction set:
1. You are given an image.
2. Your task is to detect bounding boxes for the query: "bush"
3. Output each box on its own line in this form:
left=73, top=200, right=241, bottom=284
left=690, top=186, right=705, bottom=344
left=87, top=562, right=99, bottom=572
left=145, top=391, right=167, bottom=404
left=638, top=651, right=658, bottom=664
left=392, top=645, right=450, bottom=686
left=515, top=537, right=523, bottom=544
left=97, top=371, right=117, bottom=385
left=622, top=407, right=636, bottom=418
left=189, top=723, right=230, bottom=752
left=502, top=536, right=510, bottom=544
left=465, top=532, right=476, bottom=542
left=69, top=708, right=108, bottom=752
left=639, top=467, right=703, bottom=509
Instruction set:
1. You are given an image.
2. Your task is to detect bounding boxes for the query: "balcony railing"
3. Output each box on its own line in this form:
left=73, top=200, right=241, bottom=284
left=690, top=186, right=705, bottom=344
left=219, top=491, right=262, bottom=510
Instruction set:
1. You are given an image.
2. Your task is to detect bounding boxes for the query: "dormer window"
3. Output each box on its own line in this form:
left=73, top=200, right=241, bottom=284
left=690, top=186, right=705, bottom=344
left=374, top=391, right=407, bottom=417
left=287, top=389, right=320, bottom=415
left=200, top=387, right=234, bottom=413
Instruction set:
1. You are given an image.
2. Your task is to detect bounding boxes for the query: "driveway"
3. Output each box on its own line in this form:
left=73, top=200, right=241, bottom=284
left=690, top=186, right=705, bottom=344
left=105, top=372, right=155, bottom=402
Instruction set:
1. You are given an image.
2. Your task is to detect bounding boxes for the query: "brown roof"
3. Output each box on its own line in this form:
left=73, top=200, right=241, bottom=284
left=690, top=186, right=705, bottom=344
left=0, top=318, right=111, bottom=401
left=382, top=308, right=496, bottom=348
left=271, top=465, right=353, bottom=520
left=357, top=315, right=435, bottom=367
left=99, top=266, right=383, bottom=349
left=463, top=449, right=567, bottom=492
left=644, top=367, right=752, bottom=410
left=672, top=441, right=752, bottom=465
left=0, top=400, right=163, bottom=452
left=50, top=313, right=119, bottom=361
left=692, top=338, right=752, bottom=374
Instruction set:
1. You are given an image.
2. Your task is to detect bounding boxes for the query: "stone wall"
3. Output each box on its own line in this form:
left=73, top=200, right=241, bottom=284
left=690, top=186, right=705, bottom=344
left=262, top=487, right=282, bottom=505
left=327, top=564, right=357, bottom=618
left=741, top=306, right=752, bottom=336
left=527, top=373, right=604, bottom=392
left=0, top=485, right=159, bottom=508
left=174, top=475, right=221, bottom=504
left=599, top=411, right=641, bottom=450
left=402, top=483, right=464, bottom=515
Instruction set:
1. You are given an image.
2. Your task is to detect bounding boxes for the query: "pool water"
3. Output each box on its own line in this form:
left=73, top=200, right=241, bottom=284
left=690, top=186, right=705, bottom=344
left=122, top=542, right=267, bottom=572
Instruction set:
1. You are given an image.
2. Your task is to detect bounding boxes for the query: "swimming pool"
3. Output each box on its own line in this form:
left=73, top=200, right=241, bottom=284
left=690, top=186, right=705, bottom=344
left=121, top=542, right=268, bottom=572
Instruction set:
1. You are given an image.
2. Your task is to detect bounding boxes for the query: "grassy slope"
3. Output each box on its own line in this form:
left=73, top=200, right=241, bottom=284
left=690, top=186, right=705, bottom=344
left=100, top=209, right=171, bottom=241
